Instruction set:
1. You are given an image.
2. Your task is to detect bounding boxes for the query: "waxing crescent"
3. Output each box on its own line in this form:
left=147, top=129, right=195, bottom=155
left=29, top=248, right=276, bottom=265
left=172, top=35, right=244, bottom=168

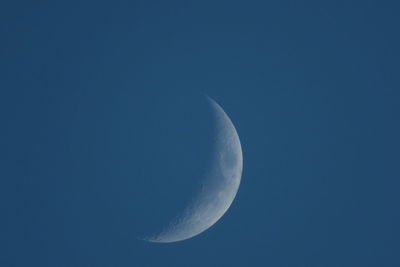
left=144, top=96, right=243, bottom=243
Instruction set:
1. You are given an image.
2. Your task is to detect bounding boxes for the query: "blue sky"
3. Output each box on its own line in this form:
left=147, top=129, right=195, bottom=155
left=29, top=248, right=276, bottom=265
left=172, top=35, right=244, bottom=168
left=1, top=1, right=399, bottom=266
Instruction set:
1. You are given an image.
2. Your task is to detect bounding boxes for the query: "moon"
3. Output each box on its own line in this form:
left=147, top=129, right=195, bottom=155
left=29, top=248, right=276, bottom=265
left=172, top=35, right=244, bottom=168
left=143, top=96, right=243, bottom=243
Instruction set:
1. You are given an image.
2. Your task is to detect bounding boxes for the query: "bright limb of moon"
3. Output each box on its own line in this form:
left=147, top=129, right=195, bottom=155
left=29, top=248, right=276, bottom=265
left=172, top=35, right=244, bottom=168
left=144, top=96, right=243, bottom=243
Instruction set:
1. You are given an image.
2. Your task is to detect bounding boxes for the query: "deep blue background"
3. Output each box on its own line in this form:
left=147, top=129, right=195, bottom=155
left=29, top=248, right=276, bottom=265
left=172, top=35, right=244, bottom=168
left=1, top=1, right=400, bottom=266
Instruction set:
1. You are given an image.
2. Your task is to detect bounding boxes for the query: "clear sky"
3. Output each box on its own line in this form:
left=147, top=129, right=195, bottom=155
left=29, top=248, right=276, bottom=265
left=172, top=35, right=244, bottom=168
left=1, top=1, right=399, bottom=266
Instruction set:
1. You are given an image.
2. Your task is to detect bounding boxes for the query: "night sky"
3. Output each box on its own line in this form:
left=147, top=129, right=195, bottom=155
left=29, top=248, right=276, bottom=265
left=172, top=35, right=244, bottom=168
left=1, top=1, right=400, bottom=266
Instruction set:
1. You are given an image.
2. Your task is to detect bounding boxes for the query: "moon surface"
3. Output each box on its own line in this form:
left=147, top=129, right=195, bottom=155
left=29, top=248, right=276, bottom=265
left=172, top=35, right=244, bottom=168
left=144, top=96, right=243, bottom=243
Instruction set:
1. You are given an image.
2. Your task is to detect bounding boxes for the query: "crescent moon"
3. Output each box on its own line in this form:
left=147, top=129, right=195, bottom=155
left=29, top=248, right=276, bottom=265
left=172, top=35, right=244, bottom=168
left=144, top=96, right=243, bottom=243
